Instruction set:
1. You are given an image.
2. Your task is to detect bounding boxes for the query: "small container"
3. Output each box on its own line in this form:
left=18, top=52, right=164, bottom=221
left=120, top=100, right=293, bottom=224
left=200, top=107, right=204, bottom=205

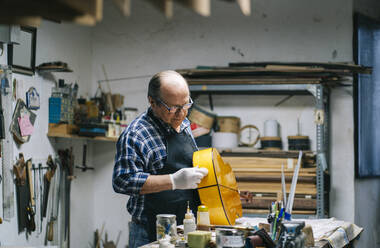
left=184, top=212, right=196, bottom=239
left=196, top=205, right=210, bottom=231
left=156, top=214, right=177, bottom=243
left=216, top=228, right=245, bottom=248
left=159, top=238, right=175, bottom=248
left=184, top=201, right=196, bottom=239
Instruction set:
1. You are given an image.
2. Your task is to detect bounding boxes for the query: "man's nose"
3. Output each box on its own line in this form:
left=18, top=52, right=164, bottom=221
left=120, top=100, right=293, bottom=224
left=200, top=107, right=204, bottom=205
left=175, top=107, right=186, bottom=116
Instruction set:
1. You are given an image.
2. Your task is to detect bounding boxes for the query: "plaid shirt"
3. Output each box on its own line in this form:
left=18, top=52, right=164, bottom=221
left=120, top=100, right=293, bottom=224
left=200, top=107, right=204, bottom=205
left=112, top=107, right=197, bottom=222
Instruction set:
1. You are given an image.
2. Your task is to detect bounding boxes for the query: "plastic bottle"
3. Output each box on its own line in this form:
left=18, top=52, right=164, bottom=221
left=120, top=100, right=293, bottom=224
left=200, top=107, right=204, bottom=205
left=196, top=205, right=210, bottom=231
left=183, top=202, right=196, bottom=239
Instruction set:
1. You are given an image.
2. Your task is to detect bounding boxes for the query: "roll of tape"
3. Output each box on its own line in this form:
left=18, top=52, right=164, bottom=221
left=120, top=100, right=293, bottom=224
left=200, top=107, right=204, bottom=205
left=212, top=132, right=238, bottom=149
left=264, top=120, right=279, bottom=137
left=188, top=104, right=217, bottom=129
left=216, top=116, right=241, bottom=134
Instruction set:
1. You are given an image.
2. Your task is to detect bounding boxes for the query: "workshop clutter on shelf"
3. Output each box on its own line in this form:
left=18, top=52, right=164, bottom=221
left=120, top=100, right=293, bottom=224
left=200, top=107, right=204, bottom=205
left=48, top=78, right=137, bottom=139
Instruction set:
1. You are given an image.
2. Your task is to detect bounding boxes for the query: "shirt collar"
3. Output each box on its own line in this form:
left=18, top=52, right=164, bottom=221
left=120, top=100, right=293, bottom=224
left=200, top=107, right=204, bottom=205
left=147, top=107, right=190, bottom=135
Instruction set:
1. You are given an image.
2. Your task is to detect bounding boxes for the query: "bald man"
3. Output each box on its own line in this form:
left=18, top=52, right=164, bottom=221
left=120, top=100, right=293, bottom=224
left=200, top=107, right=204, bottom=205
left=113, top=70, right=208, bottom=248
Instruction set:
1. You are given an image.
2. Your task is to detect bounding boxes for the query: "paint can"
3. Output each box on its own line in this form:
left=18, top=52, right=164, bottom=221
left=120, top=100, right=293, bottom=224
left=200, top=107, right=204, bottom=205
left=212, top=132, right=238, bottom=149
left=216, top=228, right=245, bottom=248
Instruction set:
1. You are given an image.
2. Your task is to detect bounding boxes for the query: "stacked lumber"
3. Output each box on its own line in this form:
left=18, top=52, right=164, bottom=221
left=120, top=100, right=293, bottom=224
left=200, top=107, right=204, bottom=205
left=221, top=151, right=318, bottom=215
left=177, top=62, right=371, bottom=86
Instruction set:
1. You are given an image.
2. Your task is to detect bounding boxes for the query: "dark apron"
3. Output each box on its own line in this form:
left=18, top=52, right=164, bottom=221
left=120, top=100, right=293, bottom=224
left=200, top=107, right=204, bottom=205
left=144, top=130, right=200, bottom=242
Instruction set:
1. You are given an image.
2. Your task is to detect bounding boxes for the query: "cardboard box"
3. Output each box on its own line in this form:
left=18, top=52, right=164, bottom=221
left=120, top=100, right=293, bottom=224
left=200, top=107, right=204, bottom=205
left=48, top=123, right=78, bottom=135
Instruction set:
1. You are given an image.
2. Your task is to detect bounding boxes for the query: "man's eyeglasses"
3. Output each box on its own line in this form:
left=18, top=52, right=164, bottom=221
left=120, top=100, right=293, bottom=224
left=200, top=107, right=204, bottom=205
left=156, top=97, right=193, bottom=113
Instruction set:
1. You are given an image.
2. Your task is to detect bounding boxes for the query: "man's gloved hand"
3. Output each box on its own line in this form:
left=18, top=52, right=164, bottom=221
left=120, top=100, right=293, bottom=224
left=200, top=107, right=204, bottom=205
left=170, top=167, right=208, bottom=190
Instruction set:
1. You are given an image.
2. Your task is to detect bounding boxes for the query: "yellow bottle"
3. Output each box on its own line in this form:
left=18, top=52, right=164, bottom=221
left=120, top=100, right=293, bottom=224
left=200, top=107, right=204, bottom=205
left=196, top=205, right=210, bottom=231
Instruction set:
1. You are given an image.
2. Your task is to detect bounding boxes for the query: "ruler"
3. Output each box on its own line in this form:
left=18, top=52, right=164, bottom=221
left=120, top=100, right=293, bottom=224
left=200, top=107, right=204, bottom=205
left=1, top=67, right=14, bottom=221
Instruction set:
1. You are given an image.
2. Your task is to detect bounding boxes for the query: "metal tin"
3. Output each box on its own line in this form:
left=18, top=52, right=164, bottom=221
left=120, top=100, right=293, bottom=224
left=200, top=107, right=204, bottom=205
left=216, top=228, right=245, bottom=248
left=156, top=214, right=177, bottom=242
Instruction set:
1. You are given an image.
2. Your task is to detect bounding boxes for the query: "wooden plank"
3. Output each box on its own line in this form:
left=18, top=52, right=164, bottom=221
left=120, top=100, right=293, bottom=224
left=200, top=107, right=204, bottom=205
left=237, top=182, right=316, bottom=195
left=113, top=0, right=131, bottom=16
left=237, top=0, right=250, bottom=16
left=231, top=166, right=316, bottom=175
left=177, top=0, right=210, bottom=17
left=47, top=133, right=117, bottom=142
left=235, top=175, right=316, bottom=184
left=242, top=197, right=316, bottom=210
left=223, top=156, right=300, bottom=169
left=0, top=16, right=42, bottom=27
left=64, top=0, right=103, bottom=20
left=234, top=171, right=316, bottom=178
left=221, top=149, right=316, bottom=159
left=177, top=67, right=352, bottom=77
left=243, top=209, right=315, bottom=215
left=228, top=61, right=372, bottom=74
left=146, top=0, right=173, bottom=18
left=187, top=79, right=322, bottom=85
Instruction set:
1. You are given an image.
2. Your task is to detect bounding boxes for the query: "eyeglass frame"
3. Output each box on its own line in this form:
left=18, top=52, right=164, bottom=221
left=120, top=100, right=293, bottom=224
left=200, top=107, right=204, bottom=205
left=155, top=97, right=193, bottom=113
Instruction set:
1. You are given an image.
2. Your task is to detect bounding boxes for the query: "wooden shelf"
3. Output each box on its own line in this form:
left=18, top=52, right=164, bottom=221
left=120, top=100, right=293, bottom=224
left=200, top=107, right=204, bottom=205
left=47, top=132, right=117, bottom=142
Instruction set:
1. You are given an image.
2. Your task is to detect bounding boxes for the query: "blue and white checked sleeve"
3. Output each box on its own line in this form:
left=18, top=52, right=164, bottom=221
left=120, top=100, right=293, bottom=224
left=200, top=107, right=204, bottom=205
left=112, top=130, right=150, bottom=196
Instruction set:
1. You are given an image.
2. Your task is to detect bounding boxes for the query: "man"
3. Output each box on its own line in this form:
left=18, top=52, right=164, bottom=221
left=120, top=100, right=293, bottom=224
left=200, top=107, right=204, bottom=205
left=113, top=70, right=208, bottom=248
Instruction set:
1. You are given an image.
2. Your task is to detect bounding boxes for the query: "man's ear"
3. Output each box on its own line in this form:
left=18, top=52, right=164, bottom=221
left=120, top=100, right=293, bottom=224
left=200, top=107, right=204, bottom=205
left=148, top=96, right=155, bottom=106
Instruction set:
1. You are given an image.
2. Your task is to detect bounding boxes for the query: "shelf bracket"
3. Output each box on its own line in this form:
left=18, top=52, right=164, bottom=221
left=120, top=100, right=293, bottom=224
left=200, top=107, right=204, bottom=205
left=306, top=84, right=318, bottom=98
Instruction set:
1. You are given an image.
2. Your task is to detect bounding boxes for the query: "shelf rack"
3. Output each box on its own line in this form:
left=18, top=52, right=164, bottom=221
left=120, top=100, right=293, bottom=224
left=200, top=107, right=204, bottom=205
left=47, top=133, right=118, bottom=142
left=189, top=83, right=330, bottom=219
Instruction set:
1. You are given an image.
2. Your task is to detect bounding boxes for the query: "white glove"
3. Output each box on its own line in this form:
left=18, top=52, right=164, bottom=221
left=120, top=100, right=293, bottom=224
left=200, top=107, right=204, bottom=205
left=170, top=167, right=208, bottom=190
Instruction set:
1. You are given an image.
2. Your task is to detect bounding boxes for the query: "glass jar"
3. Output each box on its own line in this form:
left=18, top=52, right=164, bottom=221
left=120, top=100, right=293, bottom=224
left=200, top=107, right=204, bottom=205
left=156, top=214, right=177, bottom=243
left=216, top=228, right=245, bottom=248
left=196, top=205, right=210, bottom=231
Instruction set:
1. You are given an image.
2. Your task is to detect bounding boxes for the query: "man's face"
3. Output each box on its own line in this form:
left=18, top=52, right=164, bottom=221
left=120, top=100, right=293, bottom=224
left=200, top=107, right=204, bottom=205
left=150, top=78, right=190, bottom=131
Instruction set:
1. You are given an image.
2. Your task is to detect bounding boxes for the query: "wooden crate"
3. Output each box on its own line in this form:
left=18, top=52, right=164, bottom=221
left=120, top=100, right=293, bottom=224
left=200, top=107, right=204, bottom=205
left=48, top=123, right=79, bottom=135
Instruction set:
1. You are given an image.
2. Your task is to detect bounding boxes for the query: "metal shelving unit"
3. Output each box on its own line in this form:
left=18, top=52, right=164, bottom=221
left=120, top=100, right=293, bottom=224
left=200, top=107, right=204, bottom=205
left=190, top=83, right=330, bottom=218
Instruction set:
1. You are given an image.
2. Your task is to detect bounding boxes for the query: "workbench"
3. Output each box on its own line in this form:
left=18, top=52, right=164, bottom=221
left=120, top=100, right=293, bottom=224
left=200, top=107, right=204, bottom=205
left=139, top=217, right=363, bottom=248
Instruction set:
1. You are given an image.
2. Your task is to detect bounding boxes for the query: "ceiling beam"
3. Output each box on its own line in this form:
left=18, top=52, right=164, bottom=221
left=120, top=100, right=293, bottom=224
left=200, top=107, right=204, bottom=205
left=113, top=0, right=131, bottom=16
left=178, top=0, right=210, bottom=17
left=146, top=0, right=173, bottom=19
left=237, top=0, right=250, bottom=16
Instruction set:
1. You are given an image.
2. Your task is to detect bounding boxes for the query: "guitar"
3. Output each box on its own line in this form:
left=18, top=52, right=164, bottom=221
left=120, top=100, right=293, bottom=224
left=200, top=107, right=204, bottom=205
left=193, top=148, right=242, bottom=225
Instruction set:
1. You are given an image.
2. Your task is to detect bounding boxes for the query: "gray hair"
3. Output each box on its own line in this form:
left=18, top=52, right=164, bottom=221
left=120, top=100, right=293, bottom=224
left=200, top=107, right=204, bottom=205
left=148, top=70, right=187, bottom=100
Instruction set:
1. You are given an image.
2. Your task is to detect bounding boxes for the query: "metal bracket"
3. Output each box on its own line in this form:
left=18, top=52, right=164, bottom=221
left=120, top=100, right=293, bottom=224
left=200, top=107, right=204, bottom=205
left=306, top=84, right=317, bottom=98
left=315, top=109, right=325, bottom=125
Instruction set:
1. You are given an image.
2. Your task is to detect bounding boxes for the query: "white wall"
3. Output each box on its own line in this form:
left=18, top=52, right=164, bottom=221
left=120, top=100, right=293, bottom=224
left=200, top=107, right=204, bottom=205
left=91, top=0, right=356, bottom=246
left=3, top=0, right=379, bottom=247
left=0, top=21, right=94, bottom=247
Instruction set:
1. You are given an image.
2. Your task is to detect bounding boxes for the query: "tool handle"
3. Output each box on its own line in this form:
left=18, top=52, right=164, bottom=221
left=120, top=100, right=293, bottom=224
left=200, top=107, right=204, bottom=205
left=0, top=93, right=4, bottom=140
left=27, top=160, right=35, bottom=206
left=47, top=221, right=54, bottom=241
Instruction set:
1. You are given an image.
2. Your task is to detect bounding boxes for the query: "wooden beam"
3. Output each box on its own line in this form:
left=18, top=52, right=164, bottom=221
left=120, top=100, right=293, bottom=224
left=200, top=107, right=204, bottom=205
left=0, top=16, right=42, bottom=27
left=113, top=0, right=131, bottom=16
left=178, top=0, right=210, bottom=17
left=73, top=15, right=97, bottom=26
left=59, top=0, right=103, bottom=21
left=164, top=0, right=173, bottom=19
left=237, top=0, right=250, bottom=16
left=146, top=0, right=173, bottom=19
